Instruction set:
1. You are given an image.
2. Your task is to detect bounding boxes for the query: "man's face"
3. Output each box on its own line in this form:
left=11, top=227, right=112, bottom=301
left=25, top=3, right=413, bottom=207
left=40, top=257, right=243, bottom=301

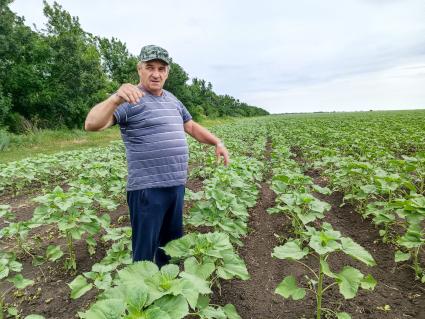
left=138, top=60, right=169, bottom=95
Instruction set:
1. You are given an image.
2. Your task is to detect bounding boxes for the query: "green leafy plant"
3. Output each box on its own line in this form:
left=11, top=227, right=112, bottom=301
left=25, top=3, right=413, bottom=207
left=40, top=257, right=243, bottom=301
left=162, top=232, right=250, bottom=287
left=0, top=252, right=34, bottom=317
left=272, top=223, right=377, bottom=319
left=78, top=261, right=241, bottom=319
left=32, top=185, right=111, bottom=270
left=391, top=193, right=425, bottom=282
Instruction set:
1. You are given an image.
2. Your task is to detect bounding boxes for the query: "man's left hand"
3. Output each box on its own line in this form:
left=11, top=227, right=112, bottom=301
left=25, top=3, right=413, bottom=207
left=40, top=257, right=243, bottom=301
left=215, top=143, right=229, bottom=166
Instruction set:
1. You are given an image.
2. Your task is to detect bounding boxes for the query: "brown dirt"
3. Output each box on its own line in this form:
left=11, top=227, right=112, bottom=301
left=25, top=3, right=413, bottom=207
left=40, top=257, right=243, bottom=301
left=186, top=178, right=204, bottom=193
left=0, top=190, right=41, bottom=227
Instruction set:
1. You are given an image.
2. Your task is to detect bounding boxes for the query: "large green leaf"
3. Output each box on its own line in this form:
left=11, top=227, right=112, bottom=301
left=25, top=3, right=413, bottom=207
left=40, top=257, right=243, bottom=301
left=223, top=304, right=241, bottom=319
left=198, top=306, right=226, bottom=319
left=0, top=264, right=10, bottom=279
left=394, top=250, right=411, bottom=262
left=68, top=275, right=93, bottom=299
left=360, top=274, right=377, bottom=290
left=310, top=199, right=331, bottom=213
left=142, top=307, right=172, bottom=319
left=79, top=299, right=126, bottom=319
left=320, top=259, right=336, bottom=278
left=340, top=237, right=376, bottom=266
left=7, top=274, right=34, bottom=289
left=125, top=287, right=149, bottom=315
left=117, top=261, right=159, bottom=284
left=272, top=241, right=309, bottom=260
left=336, top=312, right=352, bottom=319
left=160, top=264, right=180, bottom=280
left=309, top=232, right=340, bottom=255
left=336, top=266, right=364, bottom=299
left=275, top=275, right=306, bottom=300
left=8, top=260, right=23, bottom=272
left=217, top=251, right=249, bottom=280
left=312, top=184, right=332, bottom=195
left=162, top=233, right=196, bottom=258
left=154, top=295, right=189, bottom=319
left=183, top=257, right=215, bottom=280
left=46, top=244, right=64, bottom=262
left=175, top=272, right=211, bottom=309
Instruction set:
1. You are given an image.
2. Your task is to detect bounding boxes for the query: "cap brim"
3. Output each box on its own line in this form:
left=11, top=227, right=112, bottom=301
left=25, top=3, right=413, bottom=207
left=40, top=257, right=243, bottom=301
left=140, top=58, right=170, bottom=65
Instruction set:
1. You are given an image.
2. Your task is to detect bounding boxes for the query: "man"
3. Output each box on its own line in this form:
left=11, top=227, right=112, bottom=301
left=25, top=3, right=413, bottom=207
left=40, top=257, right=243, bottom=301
left=84, top=44, right=229, bottom=267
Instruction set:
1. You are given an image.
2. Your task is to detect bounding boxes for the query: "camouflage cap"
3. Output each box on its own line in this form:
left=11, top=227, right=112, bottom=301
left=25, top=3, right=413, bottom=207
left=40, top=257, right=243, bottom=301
left=139, top=45, right=171, bottom=65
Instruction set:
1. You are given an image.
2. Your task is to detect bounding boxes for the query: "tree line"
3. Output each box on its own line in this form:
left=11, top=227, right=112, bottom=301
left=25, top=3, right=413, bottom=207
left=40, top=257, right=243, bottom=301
left=0, top=1, right=268, bottom=133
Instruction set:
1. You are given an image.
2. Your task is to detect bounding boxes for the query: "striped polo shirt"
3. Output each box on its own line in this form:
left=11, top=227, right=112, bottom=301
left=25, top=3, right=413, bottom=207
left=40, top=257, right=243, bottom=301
left=113, top=89, right=192, bottom=191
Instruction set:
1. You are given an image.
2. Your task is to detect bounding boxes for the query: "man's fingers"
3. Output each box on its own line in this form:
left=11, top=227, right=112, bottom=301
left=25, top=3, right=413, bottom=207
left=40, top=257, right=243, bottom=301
left=118, top=91, right=131, bottom=103
left=216, top=149, right=230, bottom=166
left=130, top=91, right=140, bottom=104
left=223, top=152, right=229, bottom=166
left=222, top=150, right=229, bottom=166
left=117, top=84, right=144, bottom=105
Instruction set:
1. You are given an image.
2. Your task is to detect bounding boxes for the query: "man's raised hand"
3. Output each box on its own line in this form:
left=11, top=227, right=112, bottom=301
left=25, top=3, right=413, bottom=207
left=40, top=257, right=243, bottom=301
left=115, top=84, right=144, bottom=105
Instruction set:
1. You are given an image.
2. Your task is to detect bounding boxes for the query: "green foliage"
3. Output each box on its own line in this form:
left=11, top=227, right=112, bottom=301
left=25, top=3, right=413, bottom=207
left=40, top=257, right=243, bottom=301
left=97, top=36, right=138, bottom=85
left=0, top=86, right=11, bottom=128
left=78, top=261, right=240, bottom=319
left=0, top=129, right=10, bottom=151
left=0, top=2, right=268, bottom=134
left=163, top=232, right=250, bottom=281
left=273, top=223, right=377, bottom=319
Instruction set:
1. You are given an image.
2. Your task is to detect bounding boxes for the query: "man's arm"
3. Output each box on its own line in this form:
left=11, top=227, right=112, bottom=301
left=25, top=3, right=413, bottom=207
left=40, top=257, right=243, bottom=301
left=84, top=84, right=144, bottom=131
left=184, top=120, right=229, bottom=166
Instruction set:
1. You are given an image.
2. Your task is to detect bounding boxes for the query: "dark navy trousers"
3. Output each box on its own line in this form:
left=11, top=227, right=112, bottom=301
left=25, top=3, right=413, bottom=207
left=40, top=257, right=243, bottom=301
left=126, top=185, right=185, bottom=268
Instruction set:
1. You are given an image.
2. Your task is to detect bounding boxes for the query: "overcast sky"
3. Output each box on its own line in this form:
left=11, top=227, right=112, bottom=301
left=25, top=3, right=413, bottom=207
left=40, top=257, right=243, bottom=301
left=10, top=0, right=425, bottom=114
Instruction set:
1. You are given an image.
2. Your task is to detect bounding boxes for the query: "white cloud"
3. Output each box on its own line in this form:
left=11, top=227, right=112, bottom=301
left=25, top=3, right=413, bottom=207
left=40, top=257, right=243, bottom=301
left=243, top=61, right=425, bottom=113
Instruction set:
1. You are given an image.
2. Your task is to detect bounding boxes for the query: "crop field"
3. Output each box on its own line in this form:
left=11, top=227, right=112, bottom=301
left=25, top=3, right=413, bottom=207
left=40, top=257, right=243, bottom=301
left=0, top=110, right=424, bottom=319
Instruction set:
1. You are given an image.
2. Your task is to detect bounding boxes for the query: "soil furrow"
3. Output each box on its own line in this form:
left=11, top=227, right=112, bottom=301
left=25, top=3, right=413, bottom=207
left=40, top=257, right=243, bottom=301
left=212, top=140, right=316, bottom=318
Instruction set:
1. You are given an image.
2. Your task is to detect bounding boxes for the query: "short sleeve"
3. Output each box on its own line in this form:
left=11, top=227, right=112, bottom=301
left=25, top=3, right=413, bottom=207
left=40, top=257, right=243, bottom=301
left=180, top=102, right=192, bottom=123
left=113, top=102, right=131, bottom=125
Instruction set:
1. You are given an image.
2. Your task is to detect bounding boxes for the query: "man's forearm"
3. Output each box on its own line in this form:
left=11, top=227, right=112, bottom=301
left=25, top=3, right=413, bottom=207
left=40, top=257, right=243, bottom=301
left=189, top=122, right=221, bottom=145
left=84, top=94, right=122, bottom=131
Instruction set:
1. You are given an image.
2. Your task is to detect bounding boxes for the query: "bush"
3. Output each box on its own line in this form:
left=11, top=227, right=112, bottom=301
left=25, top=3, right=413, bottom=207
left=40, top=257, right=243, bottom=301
left=0, top=129, right=11, bottom=151
left=6, top=112, right=26, bottom=134
left=0, top=88, right=12, bottom=127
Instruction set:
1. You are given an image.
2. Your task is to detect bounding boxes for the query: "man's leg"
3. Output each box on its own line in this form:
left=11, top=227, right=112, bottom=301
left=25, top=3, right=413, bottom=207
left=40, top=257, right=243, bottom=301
left=155, top=185, right=185, bottom=267
left=127, top=188, right=166, bottom=262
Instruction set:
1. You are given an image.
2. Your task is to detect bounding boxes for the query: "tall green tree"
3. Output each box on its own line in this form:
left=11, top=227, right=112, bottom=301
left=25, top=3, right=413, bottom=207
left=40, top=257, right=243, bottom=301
left=97, top=37, right=138, bottom=86
left=40, top=1, right=109, bottom=128
left=0, top=0, right=49, bottom=131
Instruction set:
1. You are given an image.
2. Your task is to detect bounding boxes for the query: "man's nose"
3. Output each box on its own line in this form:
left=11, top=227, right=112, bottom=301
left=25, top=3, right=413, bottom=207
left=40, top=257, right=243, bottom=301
left=152, top=70, right=160, bottom=78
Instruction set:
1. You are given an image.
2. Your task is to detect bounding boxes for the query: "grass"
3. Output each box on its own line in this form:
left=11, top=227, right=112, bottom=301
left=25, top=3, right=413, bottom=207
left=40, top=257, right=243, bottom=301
left=0, top=127, right=121, bottom=163
left=0, top=117, right=240, bottom=164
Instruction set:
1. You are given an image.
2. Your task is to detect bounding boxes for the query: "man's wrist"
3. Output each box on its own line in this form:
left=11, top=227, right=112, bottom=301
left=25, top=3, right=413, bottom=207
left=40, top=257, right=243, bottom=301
left=111, top=92, right=124, bottom=105
left=216, top=141, right=225, bottom=147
